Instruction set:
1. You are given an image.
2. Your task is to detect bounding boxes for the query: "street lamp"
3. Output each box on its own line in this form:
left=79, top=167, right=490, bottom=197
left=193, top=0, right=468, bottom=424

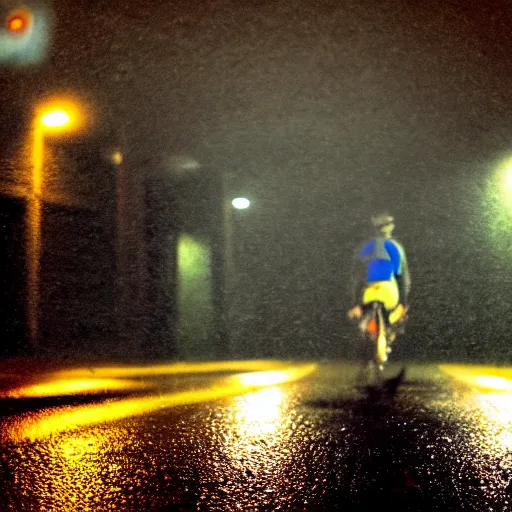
left=232, top=197, right=250, bottom=210
left=40, top=110, right=71, bottom=128
left=27, top=101, right=82, bottom=347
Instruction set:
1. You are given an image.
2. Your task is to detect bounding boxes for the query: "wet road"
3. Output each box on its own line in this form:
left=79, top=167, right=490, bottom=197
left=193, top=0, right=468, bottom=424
left=1, top=361, right=512, bottom=511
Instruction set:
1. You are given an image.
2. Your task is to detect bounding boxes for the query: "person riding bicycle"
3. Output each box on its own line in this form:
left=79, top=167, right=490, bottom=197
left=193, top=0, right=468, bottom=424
left=347, top=213, right=411, bottom=347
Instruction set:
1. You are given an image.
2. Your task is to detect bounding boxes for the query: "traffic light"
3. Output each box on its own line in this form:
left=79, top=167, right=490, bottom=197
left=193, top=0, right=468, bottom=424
left=0, top=1, right=53, bottom=67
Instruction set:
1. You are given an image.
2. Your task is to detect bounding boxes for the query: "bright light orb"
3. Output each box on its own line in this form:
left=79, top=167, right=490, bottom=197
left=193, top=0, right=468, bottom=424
left=232, top=197, right=250, bottom=210
left=6, top=9, right=32, bottom=34
left=7, top=15, right=26, bottom=32
left=41, top=110, right=71, bottom=128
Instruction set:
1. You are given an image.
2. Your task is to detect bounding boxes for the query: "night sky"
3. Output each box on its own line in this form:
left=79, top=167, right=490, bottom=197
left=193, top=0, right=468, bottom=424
left=1, top=0, right=512, bottom=361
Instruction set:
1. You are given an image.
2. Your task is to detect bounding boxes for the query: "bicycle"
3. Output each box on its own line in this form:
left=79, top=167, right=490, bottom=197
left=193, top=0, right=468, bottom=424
left=356, top=301, right=391, bottom=388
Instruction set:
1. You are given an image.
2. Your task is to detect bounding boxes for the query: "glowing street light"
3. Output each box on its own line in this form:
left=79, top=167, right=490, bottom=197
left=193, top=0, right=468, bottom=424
left=232, top=197, right=250, bottom=210
left=40, top=109, right=71, bottom=129
left=37, top=100, right=82, bottom=132
left=32, top=103, right=81, bottom=197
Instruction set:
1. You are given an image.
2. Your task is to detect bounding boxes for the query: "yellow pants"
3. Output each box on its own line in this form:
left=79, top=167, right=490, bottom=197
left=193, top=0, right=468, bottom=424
left=362, top=281, right=402, bottom=324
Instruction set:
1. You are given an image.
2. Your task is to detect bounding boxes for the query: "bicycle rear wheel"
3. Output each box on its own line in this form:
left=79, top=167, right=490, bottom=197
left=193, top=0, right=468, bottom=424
left=375, top=305, right=388, bottom=367
left=356, top=302, right=386, bottom=387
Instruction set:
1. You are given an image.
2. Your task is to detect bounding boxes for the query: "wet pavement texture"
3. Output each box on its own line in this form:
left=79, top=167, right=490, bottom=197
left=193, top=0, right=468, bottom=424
left=1, top=361, right=512, bottom=511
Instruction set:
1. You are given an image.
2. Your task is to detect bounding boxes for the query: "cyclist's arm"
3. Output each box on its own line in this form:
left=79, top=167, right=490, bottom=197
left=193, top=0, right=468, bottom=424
left=395, top=244, right=411, bottom=306
left=386, top=239, right=410, bottom=307
left=349, top=244, right=368, bottom=306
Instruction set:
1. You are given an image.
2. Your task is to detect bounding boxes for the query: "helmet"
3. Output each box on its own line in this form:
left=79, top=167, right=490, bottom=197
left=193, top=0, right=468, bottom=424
left=371, top=213, right=394, bottom=229
left=371, top=213, right=395, bottom=235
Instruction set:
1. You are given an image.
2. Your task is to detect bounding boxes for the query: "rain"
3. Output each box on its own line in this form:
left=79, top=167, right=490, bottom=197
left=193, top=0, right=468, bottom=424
left=2, top=0, right=509, bottom=361
left=1, top=1, right=512, bottom=509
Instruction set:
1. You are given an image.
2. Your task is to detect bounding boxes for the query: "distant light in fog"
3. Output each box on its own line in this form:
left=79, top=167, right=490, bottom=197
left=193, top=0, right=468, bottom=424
left=111, top=151, right=123, bottom=165
left=502, top=157, right=512, bottom=189
left=168, top=155, right=200, bottom=173
left=0, top=3, right=53, bottom=66
left=232, top=197, right=250, bottom=209
left=177, top=235, right=209, bottom=279
left=6, top=11, right=31, bottom=34
left=485, top=155, right=512, bottom=221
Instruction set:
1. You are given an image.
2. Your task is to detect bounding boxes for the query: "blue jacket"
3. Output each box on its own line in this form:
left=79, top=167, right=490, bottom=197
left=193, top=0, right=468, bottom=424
left=352, top=237, right=411, bottom=305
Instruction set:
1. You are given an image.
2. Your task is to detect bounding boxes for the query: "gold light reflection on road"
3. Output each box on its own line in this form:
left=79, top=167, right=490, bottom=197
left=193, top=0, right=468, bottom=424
left=57, top=432, right=102, bottom=467
left=440, top=364, right=512, bottom=456
left=439, top=364, right=512, bottom=392
left=474, top=393, right=512, bottom=424
left=3, top=378, right=150, bottom=398
left=470, top=393, right=512, bottom=453
left=473, top=376, right=512, bottom=391
left=55, top=360, right=292, bottom=380
left=220, top=367, right=318, bottom=465
left=475, top=393, right=512, bottom=452
left=233, top=387, right=285, bottom=438
left=218, top=385, right=294, bottom=486
left=33, top=432, right=107, bottom=511
left=3, top=361, right=301, bottom=399
left=236, top=370, right=291, bottom=388
left=5, top=364, right=317, bottom=443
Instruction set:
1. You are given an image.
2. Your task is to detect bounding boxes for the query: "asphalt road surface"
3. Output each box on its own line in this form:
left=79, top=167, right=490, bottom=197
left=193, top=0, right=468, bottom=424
left=1, top=360, right=512, bottom=511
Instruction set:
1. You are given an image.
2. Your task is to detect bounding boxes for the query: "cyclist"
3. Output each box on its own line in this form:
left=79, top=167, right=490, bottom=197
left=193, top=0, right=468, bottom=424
left=347, top=213, right=410, bottom=348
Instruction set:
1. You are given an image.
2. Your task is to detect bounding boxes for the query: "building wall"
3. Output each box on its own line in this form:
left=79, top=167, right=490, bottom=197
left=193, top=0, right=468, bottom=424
left=0, top=195, right=28, bottom=357
left=0, top=104, right=148, bottom=359
left=174, top=171, right=227, bottom=360
left=143, top=170, right=228, bottom=361
left=144, top=177, right=179, bottom=359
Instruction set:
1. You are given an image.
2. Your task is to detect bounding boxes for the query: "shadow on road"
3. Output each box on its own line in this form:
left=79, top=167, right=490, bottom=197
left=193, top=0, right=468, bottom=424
left=0, top=392, right=137, bottom=416
left=301, top=365, right=498, bottom=510
left=308, top=366, right=407, bottom=410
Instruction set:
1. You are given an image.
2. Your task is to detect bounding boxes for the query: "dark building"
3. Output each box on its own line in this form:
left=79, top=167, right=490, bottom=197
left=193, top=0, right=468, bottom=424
left=144, top=168, right=228, bottom=361
left=0, top=103, right=156, bottom=360
left=0, top=102, right=232, bottom=362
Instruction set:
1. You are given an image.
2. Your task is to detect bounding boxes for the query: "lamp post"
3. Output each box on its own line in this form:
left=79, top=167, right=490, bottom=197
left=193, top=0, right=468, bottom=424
left=167, top=157, right=252, bottom=357
left=27, top=103, right=80, bottom=348
left=224, top=195, right=250, bottom=287
left=221, top=186, right=251, bottom=356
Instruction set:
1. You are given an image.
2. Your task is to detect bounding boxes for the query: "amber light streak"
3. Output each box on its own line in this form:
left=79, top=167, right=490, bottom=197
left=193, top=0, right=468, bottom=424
left=3, top=378, right=151, bottom=398
left=234, top=368, right=310, bottom=388
left=4, top=364, right=317, bottom=443
left=3, top=361, right=310, bottom=399
left=54, top=359, right=294, bottom=380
